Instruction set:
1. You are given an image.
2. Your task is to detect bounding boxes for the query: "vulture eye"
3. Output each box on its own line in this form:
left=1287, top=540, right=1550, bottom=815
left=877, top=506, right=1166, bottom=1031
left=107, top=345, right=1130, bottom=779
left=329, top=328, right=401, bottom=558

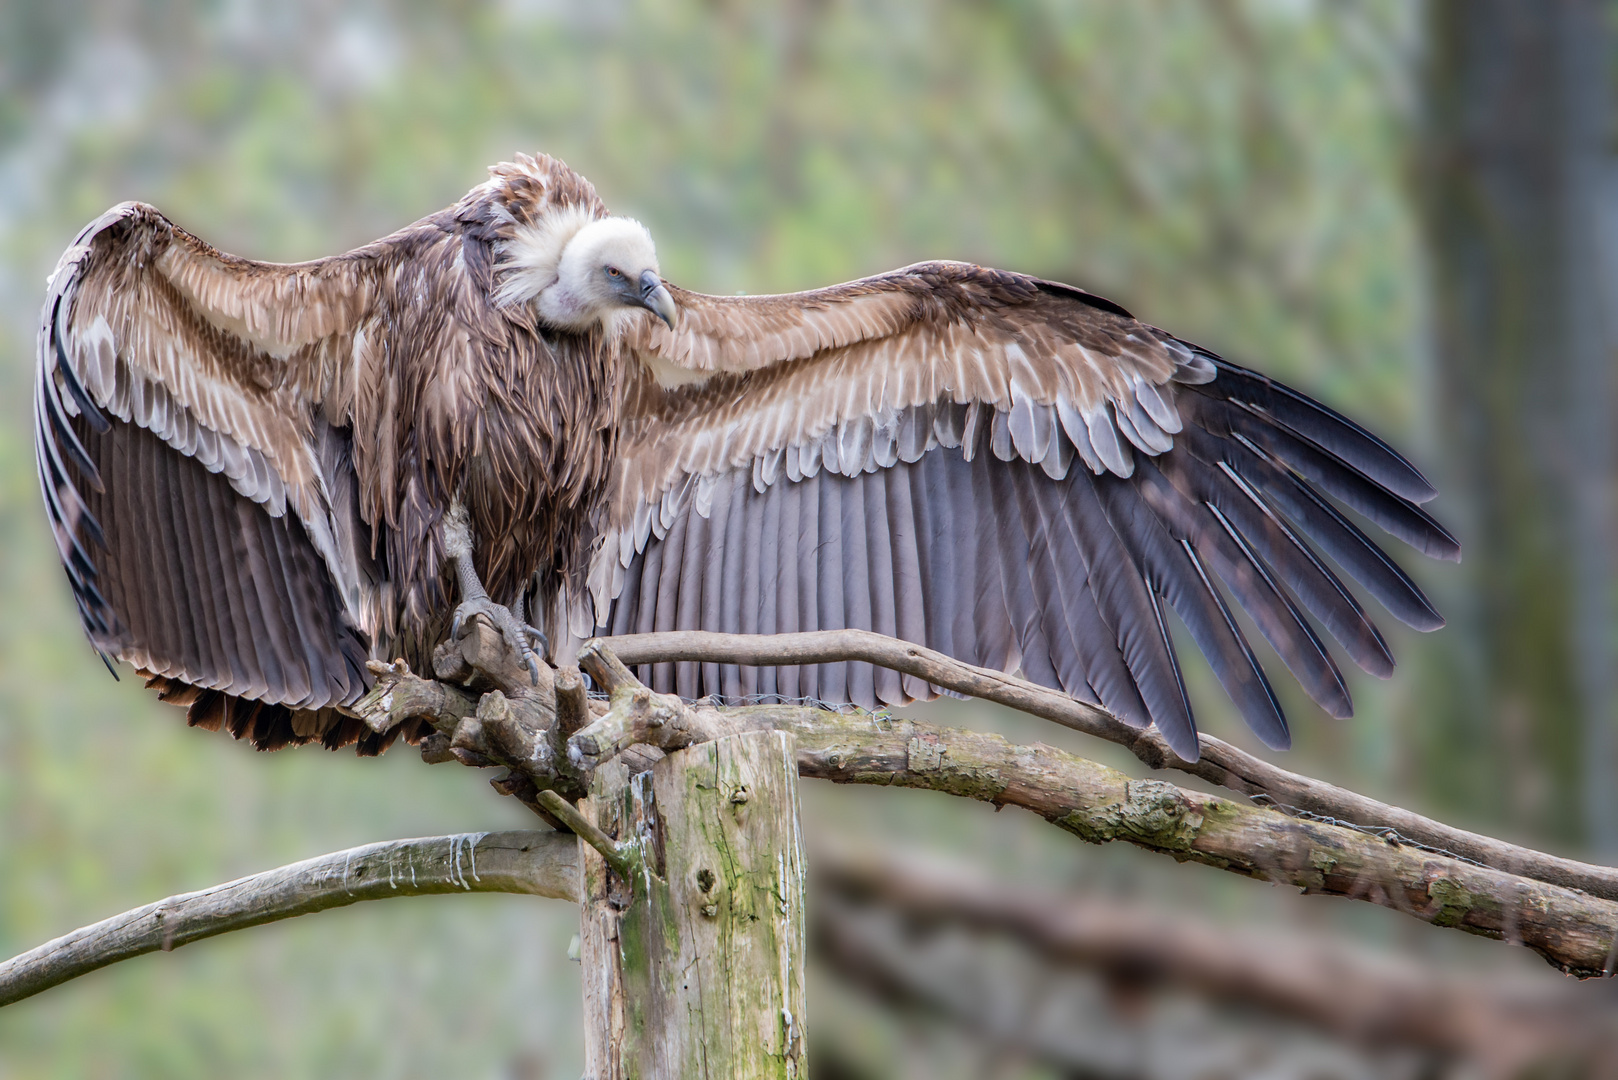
left=606, top=266, right=622, bottom=278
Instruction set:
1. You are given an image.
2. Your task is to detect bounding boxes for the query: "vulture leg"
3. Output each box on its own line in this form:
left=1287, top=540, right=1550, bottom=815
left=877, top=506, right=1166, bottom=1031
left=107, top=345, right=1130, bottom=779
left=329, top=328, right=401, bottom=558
left=442, top=502, right=548, bottom=685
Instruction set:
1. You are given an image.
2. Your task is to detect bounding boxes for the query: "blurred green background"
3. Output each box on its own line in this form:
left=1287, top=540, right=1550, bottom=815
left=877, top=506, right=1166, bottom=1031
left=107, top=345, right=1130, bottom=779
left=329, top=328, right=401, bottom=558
left=1, top=1, right=1614, bottom=1077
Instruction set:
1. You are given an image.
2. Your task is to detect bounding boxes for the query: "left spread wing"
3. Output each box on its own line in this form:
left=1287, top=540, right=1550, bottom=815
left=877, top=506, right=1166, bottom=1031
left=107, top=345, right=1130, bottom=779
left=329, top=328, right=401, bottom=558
left=36, top=202, right=405, bottom=750
left=592, top=262, right=1458, bottom=760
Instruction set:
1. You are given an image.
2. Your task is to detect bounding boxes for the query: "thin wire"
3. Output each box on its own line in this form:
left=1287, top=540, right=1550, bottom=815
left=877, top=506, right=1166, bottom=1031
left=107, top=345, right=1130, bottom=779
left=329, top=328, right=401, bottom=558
left=1249, top=794, right=1487, bottom=869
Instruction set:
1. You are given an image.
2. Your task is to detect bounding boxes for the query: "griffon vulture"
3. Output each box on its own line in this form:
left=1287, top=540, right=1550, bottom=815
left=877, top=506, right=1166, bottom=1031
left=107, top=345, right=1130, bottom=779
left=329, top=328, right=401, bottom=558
left=35, top=153, right=1457, bottom=761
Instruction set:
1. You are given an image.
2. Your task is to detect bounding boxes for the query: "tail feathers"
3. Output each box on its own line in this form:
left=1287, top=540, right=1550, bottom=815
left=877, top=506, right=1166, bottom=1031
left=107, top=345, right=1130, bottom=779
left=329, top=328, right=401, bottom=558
left=141, top=671, right=425, bottom=755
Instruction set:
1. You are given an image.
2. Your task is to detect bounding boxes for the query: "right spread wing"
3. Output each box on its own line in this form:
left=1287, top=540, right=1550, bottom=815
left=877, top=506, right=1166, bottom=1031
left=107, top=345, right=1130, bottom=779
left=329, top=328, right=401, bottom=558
left=595, top=262, right=1457, bottom=760
left=36, top=202, right=406, bottom=749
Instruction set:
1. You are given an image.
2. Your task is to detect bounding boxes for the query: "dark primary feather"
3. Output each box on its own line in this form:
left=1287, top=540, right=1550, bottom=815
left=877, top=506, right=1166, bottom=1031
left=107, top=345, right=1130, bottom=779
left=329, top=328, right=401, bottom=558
left=1201, top=359, right=1440, bottom=505
left=71, top=416, right=387, bottom=751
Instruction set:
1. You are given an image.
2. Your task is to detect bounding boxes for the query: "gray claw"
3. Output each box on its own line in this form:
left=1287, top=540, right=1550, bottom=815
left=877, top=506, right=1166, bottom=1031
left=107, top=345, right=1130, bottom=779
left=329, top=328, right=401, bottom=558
left=450, top=595, right=551, bottom=683
left=526, top=627, right=551, bottom=659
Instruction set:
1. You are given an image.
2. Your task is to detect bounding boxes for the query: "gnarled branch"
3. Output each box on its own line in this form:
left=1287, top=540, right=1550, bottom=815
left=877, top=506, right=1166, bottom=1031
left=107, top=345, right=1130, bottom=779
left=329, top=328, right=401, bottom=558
left=468, top=639, right=1618, bottom=976
left=651, top=702, right=1618, bottom=977
left=0, top=831, right=578, bottom=1009
left=600, top=630, right=1618, bottom=903
left=16, top=630, right=1616, bottom=1009
left=349, top=633, right=1618, bottom=975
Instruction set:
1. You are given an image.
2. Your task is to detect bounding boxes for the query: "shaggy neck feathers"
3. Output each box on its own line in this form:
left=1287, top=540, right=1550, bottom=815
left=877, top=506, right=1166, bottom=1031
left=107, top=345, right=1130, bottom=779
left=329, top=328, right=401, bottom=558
left=494, top=211, right=661, bottom=336
left=491, top=204, right=598, bottom=311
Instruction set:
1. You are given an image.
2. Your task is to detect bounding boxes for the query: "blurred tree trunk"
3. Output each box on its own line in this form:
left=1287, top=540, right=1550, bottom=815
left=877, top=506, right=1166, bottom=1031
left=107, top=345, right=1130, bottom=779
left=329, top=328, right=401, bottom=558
left=1418, top=0, right=1618, bottom=848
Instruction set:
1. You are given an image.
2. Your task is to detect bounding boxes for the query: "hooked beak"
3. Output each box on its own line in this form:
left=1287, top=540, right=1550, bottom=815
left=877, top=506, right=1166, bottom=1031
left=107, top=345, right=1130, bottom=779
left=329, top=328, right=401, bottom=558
left=638, top=269, right=678, bottom=330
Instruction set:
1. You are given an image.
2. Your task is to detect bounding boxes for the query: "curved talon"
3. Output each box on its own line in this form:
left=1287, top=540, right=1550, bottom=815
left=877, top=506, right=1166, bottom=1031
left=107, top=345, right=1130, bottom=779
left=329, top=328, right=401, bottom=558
left=524, top=626, right=552, bottom=663
left=451, top=595, right=550, bottom=684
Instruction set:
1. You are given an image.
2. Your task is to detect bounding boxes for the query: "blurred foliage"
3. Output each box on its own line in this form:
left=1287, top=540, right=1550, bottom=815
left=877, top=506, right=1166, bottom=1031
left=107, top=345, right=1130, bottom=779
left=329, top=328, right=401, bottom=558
left=0, top=1, right=1571, bottom=1078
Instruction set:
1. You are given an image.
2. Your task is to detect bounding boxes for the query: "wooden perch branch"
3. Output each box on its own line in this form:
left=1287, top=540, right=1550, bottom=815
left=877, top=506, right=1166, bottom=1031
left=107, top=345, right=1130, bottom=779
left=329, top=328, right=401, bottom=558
left=25, top=630, right=1602, bottom=1004
left=602, top=630, right=1618, bottom=903
left=706, top=704, right=1618, bottom=977
left=329, top=632, right=1618, bottom=975
left=535, top=789, right=635, bottom=880
left=363, top=631, right=1606, bottom=976
left=0, top=831, right=578, bottom=1009
left=497, top=644, right=1618, bottom=976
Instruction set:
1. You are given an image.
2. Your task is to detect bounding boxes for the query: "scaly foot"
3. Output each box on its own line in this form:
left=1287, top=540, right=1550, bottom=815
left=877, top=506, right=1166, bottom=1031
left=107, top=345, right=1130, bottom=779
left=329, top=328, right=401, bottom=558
left=451, top=596, right=549, bottom=686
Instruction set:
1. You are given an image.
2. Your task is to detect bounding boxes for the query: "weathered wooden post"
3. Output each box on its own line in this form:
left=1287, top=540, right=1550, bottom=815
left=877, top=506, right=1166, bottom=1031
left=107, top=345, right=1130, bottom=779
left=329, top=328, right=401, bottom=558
left=577, top=729, right=808, bottom=1079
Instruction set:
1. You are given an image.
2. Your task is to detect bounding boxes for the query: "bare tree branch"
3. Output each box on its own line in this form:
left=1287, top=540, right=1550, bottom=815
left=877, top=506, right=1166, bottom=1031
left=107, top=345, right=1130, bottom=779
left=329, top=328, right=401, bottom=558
left=783, top=707, right=1618, bottom=976
left=16, top=629, right=1618, bottom=1011
left=540, top=656, right=1618, bottom=977
left=535, top=789, right=633, bottom=879
left=0, top=831, right=578, bottom=1009
left=601, top=630, right=1618, bottom=902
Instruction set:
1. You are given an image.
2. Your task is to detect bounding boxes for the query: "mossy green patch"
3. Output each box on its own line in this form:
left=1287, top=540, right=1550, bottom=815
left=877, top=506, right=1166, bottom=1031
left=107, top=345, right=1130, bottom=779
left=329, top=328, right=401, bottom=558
left=1054, top=779, right=1203, bottom=851
left=1427, top=875, right=1483, bottom=929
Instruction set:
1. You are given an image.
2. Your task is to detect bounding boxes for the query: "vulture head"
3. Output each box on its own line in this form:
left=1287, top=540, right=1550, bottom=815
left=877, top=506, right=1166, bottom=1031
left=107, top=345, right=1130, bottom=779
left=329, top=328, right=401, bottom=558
left=520, top=215, right=677, bottom=334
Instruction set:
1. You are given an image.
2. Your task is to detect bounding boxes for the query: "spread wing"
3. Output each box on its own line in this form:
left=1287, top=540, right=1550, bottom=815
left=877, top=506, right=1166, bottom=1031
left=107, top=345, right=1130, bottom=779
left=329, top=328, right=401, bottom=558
left=36, top=202, right=410, bottom=751
left=594, top=262, right=1458, bottom=759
